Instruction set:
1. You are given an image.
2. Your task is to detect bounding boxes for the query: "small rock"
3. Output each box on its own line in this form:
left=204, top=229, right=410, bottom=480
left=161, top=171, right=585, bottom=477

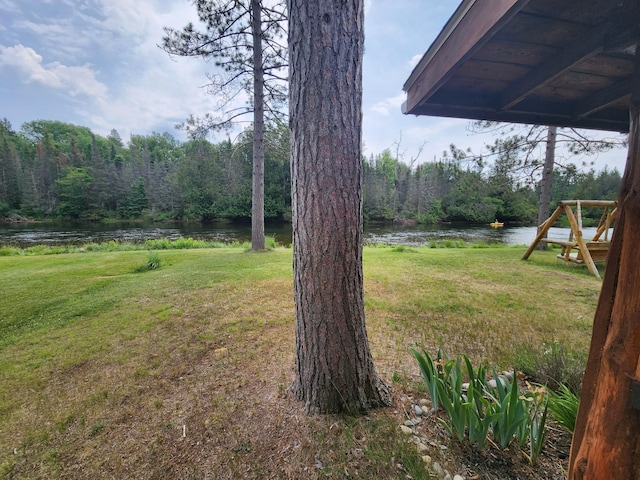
left=444, top=474, right=452, bottom=480
left=432, top=462, right=444, bottom=478
left=488, top=376, right=508, bottom=389
left=414, top=404, right=423, bottom=416
left=400, top=425, right=413, bottom=435
left=453, top=475, right=465, bottom=480
left=502, top=371, right=514, bottom=381
left=404, top=419, right=416, bottom=427
left=421, top=455, right=432, bottom=466
left=416, top=442, right=429, bottom=452
left=419, top=398, right=430, bottom=407
left=461, top=382, right=469, bottom=392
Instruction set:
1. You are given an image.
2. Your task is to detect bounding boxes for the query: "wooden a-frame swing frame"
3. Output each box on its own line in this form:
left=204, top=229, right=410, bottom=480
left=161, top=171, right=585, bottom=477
left=522, top=200, right=617, bottom=279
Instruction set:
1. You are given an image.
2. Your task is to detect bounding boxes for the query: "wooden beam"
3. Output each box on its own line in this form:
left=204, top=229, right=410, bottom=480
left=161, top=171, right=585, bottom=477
left=404, top=0, right=529, bottom=114
left=500, top=6, right=638, bottom=112
left=558, top=200, right=617, bottom=207
left=407, top=101, right=631, bottom=133
left=563, top=203, right=601, bottom=278
left=603, top=14, right=640, bottom=53
left=574, top=77, right=633, bottom=118
left=593, top=207, right=616, bottom=241
left=499, top=18, right=614, bottom=110
left=521, top=205, right=563, bottom=259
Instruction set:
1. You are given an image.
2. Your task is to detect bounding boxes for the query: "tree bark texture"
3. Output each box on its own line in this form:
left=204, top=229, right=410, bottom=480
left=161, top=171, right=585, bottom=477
left=251, top=0, right=266, bottom=250
left=288, top=0, right=390, bottom=414
left=568, top=39, right=640, bottom=479
left=536, top=126, right=556, bottom=250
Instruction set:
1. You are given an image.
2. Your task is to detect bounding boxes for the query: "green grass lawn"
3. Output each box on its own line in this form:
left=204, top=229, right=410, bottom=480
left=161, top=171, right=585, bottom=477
left=0, top=245, right=601, bottom=478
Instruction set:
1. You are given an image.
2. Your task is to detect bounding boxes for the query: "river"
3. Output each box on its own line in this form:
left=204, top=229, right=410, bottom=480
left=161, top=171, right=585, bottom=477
left=0, top=220, right=610, bottom=248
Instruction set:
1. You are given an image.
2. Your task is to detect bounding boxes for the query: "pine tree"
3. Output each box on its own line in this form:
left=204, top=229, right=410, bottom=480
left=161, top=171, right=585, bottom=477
left=162, top=0, right=287, bottom=250
left=288, top=0, right=390, bottom=414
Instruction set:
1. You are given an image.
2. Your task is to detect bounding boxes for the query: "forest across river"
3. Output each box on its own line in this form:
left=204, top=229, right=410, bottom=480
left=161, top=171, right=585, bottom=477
left=0, top=220, right=609, bottom=249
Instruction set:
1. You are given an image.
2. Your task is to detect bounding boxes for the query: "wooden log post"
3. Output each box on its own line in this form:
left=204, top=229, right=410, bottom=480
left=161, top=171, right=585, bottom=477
left=564, top=203, right=600, bottom=278
left=521, top=205, right=564, bottom=259
left=568, top=38, right=640, bottom=479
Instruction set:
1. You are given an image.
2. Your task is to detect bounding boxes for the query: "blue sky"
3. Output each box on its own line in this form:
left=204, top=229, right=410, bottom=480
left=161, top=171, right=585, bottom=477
left=0, top=0, right=628, bottom=172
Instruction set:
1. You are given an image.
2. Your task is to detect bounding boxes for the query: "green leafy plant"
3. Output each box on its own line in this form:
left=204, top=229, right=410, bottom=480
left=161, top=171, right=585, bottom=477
left=412, top=349, right=499, bottom=448
left=547, top=383, right=579, bottom=432
left=486, top=367, right=530, bottom=449
left=412, top=348, right=549, bottom=462
left=435, top=357, right=468, bottom=441
left=134, top=252, right=162, bottom=272
left=528, top=397, right=548, bottom=464
left=411, top=346, right=446, bottom=411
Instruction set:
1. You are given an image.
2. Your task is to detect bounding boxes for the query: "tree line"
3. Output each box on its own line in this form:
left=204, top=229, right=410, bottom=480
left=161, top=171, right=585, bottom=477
left=364, top=146, right=621, bottom=225
left=0, top=118, right=621, bottom=224
left=0, top=119, right=290, bottom=222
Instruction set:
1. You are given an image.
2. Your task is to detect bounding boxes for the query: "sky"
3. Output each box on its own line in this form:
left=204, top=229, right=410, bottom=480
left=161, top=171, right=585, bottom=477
left=0, top=0, right=629, bottom=173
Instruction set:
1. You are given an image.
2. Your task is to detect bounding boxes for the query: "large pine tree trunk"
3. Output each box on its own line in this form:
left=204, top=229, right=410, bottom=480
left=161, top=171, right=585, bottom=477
left=536, top=126, right=556, bottom=250
left=568, top=39, right=640, bottom=479
left=251, top=0, right=265, bottom=250
left=288, top=0, right=390, bottom=414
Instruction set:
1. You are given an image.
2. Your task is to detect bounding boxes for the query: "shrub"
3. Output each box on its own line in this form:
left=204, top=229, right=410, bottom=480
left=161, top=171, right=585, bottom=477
left=547, top=383, right=579, bottom=432
left=265, top=235, right=278, bottom=249
left=133, top=252, right=162, bottom=272
left=412, top=348, right=548, bottom=464
left=0, top=247, right=20, bottom=256
left=513, top=340, right=585, bottom=394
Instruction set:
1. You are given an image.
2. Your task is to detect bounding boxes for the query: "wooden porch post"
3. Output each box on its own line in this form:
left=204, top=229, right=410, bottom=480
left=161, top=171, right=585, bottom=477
left=568, top=39, right=640, bottom=479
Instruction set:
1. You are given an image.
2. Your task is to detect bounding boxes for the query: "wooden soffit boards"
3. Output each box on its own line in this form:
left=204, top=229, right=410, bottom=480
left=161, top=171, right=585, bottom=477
left=402, top=0, right=640, bottom=133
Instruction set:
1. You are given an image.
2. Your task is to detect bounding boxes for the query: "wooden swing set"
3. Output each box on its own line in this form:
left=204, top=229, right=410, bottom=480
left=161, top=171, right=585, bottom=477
left=522, top=200, right=617, bottom=279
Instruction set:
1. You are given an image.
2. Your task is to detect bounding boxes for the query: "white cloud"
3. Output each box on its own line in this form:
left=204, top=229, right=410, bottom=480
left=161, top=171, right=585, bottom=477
left=409, top=53, right=422, bottom=69
left=15, top=19, right=94, bottom=59
left=371, top=93, right=406, bottom=116
left=77, top=0, right=254, bottom=140
left=88, top=61, right=222, bottom=138
left=0, top=44, right=108, bottom=100
left=99, top=0, right=152, bottom=38
left=0, top=0, right=19, bottom=13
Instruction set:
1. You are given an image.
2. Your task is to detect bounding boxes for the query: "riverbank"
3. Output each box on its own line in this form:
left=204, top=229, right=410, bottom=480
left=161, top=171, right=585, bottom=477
left=2, top=218, right=608, bottom=250
left=0, top=246, right=600, bottom=478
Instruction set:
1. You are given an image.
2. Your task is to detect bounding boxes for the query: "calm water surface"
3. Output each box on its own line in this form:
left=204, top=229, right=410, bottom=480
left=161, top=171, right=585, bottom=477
left=0, top=221, right=610, bottom=248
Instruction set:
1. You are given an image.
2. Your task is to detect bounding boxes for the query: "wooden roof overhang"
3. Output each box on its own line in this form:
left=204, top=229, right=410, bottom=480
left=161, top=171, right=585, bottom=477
left=402, top=0, right=640, bottom=133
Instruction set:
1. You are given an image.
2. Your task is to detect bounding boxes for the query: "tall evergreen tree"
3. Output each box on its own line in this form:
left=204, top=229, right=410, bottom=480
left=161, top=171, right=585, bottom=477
left=0, top=120, right=22, bottom=209
left=289, top=0, right=390, bottom=414
left=161, top=0, right=287, bottom=250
